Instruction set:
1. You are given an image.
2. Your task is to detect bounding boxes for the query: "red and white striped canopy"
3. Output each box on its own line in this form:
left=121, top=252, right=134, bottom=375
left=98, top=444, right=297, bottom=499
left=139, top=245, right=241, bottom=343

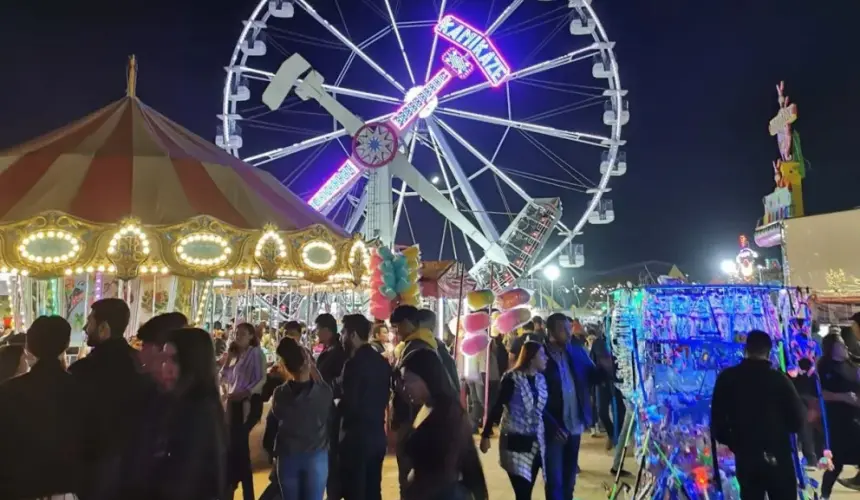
left=0, top=96, right=345, bottom=234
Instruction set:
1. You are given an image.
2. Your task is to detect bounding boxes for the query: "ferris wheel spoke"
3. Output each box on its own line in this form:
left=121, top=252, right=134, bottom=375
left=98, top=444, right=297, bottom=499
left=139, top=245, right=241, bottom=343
left=424, top=0, right=449, bottom=83
left=438, top=43, right=601, bottom=104
left=433, top=117, right=537, bottom=205
left=516, top=130, right=595, bottom=187
left=393, top=134, right=418, bottom=231
left=242, top=112, right=395, bottom=166
left=426, top=122, right=500, bottom=243
left=485, top=0, right=525, bottom=36
left=436, top=108, right=612, bottom=148
left=382, top=0, right=417, bottom=85
left=233, top=66, right=401, bottom=104
left=294, top=0, right=406, bottom=94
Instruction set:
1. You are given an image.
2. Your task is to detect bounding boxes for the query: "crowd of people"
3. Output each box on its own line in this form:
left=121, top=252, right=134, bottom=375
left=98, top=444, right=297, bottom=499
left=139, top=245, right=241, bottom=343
left=0, top=298, right=633, bottom=500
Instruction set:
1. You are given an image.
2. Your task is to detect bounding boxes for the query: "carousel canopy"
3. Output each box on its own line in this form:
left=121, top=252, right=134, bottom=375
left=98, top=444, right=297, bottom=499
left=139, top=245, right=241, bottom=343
left=0, top=93, right=344, bottom=235
left=0, top=57, right=367, bottom=283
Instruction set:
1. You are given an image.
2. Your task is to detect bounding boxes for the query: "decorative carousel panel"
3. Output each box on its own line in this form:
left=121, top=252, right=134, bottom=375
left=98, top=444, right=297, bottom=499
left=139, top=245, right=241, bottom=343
left=347, top=237, right=371, bottom=285
left=0, top=212, right=103, bottom=279
left=160, top=215, right=249, bottom=279
left=253, top=224, right=289, bottom=281
left=106, top=218, right=152, bottom=280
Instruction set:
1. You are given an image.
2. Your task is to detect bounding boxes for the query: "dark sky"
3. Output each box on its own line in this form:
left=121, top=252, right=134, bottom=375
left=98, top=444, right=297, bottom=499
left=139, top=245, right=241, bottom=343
left=2, top=0, right=858, bottom=281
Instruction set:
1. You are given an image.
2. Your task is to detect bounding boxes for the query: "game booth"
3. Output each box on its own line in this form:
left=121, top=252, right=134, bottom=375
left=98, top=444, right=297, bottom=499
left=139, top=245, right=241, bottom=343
left=605, top=284, right=827, bottom=499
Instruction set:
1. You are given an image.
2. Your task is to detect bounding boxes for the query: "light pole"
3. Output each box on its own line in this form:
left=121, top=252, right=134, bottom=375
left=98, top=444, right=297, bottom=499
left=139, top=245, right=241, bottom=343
left=543, top=264, right=560, bottom=312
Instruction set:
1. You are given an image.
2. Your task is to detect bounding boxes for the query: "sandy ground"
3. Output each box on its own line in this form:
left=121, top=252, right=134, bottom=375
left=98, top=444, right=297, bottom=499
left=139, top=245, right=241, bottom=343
left=241, top=407, right=856, bottom=498
left=237, top=430, right=860, bottom=499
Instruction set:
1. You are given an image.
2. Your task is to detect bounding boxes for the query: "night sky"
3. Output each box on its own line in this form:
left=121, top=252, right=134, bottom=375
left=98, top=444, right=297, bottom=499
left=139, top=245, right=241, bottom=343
left=2, top=0, right=858, bottom=282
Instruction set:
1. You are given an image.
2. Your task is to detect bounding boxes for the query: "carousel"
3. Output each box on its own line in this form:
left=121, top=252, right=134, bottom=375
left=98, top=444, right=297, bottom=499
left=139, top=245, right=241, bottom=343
left=0, top=57, right=369, bottom=340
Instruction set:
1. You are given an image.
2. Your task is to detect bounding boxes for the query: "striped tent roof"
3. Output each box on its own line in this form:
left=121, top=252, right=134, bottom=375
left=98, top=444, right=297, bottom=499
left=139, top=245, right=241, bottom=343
left=0, top=96, right=345, bottom=235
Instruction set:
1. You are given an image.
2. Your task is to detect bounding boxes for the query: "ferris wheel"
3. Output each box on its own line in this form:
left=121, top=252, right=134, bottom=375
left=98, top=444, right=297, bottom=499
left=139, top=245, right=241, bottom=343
left=219, top=0, right=628, bottom=289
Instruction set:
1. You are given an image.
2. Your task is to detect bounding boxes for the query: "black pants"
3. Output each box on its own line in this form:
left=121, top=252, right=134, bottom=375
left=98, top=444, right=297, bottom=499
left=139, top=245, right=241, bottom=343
left=395, top=427, right=412, bottom=497
left=341, top=450, right=385, bottom=500
left=735, top=451, right=797, bottom=500
left=508, top=455, right=541, bottom=500
left=227, top=400, right=255, bottom=500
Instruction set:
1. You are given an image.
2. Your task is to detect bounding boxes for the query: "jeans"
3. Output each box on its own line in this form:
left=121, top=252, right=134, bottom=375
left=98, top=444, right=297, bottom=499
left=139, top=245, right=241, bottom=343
left=612, top=400, right=635, bottom=470
left=278, top=450, right=329, bottom=500
left=467, top=379, right=485, bottom=430
left=544, top=433, right=582, bottom=500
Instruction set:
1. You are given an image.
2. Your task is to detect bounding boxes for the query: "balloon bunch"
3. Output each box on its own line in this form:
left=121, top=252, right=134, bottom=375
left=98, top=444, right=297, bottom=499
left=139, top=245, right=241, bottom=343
left=459, top=287, right=532, bottom=357
left=368, top=245, right=421, bottom=320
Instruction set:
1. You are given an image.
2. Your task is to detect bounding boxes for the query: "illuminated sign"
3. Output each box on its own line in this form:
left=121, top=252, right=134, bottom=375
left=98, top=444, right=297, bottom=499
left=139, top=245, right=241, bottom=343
left=761, top=187, right=793, bottom=225
left=307, top=159, right=361, bottom=212
left=390, top=69, right=453, bottom=131
left=769, top=81, right=798, bottom=162
left=442, top=47, right=474, bottom=79
left=435, top=14, right=510, bottom=87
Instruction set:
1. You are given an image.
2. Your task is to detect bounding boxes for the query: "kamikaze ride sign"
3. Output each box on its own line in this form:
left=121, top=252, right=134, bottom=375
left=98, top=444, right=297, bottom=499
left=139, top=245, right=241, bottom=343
left=308, top=14, right=511, bottom=213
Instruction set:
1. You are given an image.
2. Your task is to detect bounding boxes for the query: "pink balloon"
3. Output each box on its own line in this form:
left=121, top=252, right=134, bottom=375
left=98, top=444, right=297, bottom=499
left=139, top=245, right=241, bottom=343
left=370, top=301, right=392, bottom=320
left=463, top=312, right=491, bottom=334
left=460, top=332, right=490, bottom=357
left=494, top=307, right=532, bottom=334
left=370, top=251, right=383, bottom=267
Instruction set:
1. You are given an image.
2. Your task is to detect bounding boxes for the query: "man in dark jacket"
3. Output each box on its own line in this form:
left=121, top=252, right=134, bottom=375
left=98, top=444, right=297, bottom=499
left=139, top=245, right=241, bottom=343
left=711, top=330, right=805, bottom=499
left=69, top=298, right=152, bottom=499
left=542, top=313, right=611, bottom=500
left=0, top=316, right=93, bottom=499
left=338, top=314, right=392, bottom=500
left=315, top=313, right=347, bottom=384
left=313, top=313, right=347, bottom=499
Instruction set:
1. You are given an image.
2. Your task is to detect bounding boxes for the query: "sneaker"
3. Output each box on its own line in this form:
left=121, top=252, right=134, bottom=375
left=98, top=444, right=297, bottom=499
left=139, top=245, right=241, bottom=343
left=610, top=468, right=633, bottom=479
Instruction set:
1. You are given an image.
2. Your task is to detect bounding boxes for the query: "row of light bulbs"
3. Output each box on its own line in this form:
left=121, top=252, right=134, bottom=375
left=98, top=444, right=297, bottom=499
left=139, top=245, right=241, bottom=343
left=176, top=232, right=232, bottom=267
left=18, top=230, right=82, bottom=264
left=108, top=224, right=151, bottom=256
left=255, top=231, right=288, bottom=259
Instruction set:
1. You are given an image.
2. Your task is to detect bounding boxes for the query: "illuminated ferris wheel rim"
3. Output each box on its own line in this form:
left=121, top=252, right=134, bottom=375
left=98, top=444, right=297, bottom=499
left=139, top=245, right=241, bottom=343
left=220, top=0, right=627, bottom=278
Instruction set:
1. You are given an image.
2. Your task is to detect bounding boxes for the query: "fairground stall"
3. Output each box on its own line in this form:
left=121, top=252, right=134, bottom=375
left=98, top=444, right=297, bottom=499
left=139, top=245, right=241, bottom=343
left=0, top=58, right=368, bottom=348
left=606, top=284, right=824, bottom=500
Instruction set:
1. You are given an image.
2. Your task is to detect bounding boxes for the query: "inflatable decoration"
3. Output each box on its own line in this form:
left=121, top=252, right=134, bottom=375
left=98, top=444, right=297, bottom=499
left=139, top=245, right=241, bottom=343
left=368, top=245, right=423, bottom=320
left=495, top=287, right=530, bottom=311
left=463, top=312, right=491, bottom=334
left=494, top=307, right=532, bottom=334
left=461, top=331, right=490, bottom=357
left=466, top=289, right=494, bottom=311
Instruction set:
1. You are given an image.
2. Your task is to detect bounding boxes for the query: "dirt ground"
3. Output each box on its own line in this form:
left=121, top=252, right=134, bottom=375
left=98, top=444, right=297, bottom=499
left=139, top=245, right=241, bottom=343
left=238, top=429, right=859, bottom=499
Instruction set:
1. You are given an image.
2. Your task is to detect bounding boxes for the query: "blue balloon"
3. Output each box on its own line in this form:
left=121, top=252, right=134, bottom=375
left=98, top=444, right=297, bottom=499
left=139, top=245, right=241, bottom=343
left=378, top=285, right=397, bottom=300
left=394, top=277, right=411, bottom=294
left=378, top=247, right=395, bottom=261
left=382, top=270, right=398, bottom=287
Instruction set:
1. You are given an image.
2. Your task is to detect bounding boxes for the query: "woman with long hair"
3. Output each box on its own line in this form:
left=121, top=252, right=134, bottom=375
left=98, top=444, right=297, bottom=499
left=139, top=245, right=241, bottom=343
left=399, top=348, right=487, bottom=500
left=266, top=337, right=332, bottom=500
left=479, top=341, right=548, bottom=500
left=0, top=344, right=26, bottom=382
left=139, top=328, right=227, bottom=500
left=220, top=322, right=265, bottom=500
left=818, top=332, right=860, bottom=499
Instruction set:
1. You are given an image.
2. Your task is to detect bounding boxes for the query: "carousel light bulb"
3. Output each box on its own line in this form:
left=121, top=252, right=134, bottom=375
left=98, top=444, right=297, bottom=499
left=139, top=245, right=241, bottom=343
left=108, top=265, right=115, bottom=272
left=36, top=232, right=44, bottom=239
left=97, top=265, right=105, bottom=272
left=20, top=270, right=29, bottom=276
left=161, top=267, right=168, bottom=274
left=86, top=266, right=94, bottom=273
left=75, top=267, right=83, bottom=274
left=64, top=269, right=72, bottom=275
